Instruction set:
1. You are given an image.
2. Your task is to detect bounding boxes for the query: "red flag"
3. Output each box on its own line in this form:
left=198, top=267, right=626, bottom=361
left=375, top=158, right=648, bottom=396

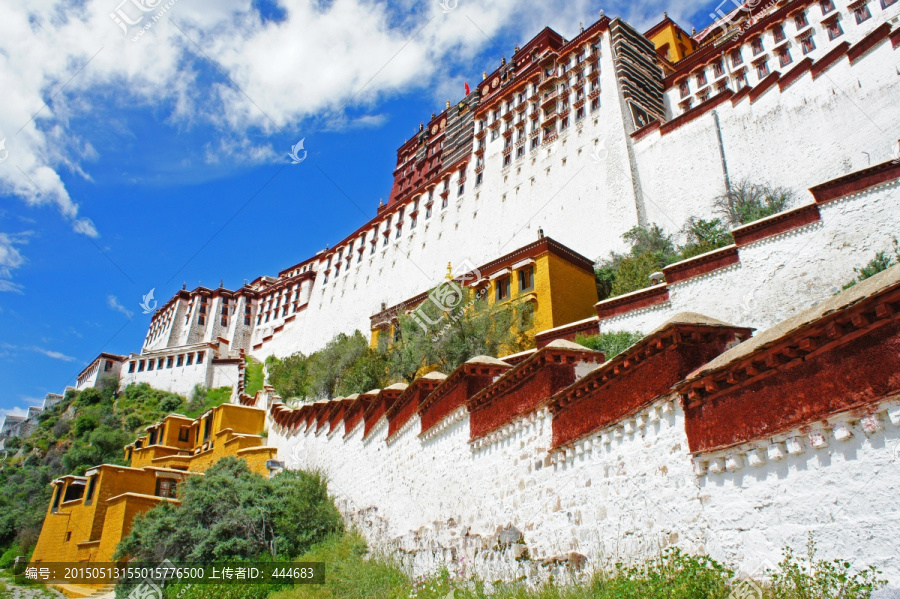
left=465, top=82, right=470, bottom=95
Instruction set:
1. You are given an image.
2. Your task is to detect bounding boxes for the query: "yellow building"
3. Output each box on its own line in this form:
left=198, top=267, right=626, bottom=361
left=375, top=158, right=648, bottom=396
left=30, top=404, right=276, bottom=595
left=644, top=13, right=698, bottom=64
left=370, top=236, right=599, bottom=356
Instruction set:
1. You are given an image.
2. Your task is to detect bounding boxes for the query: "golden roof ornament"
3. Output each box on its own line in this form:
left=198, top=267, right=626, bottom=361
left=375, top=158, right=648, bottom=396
left=446, top=262, right=453, bottom=280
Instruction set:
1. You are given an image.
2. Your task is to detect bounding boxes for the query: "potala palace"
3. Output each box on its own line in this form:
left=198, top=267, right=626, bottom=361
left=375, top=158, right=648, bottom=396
left=14, top=0, right=900, bottom=590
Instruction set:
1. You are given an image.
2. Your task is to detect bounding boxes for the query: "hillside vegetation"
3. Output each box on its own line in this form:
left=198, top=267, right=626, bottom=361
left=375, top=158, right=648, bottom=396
left=0, top=380, right=231, bottom=565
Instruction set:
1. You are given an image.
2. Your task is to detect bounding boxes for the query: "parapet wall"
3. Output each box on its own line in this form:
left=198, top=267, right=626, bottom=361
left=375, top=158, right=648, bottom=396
left=267, top=262, right=900, bottom=584
left=585, top=159, right=900, bottom=337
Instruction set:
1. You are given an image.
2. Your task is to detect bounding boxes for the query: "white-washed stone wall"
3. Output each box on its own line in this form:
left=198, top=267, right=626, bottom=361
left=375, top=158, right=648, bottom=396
left=270, top=393, right=900, bottom=585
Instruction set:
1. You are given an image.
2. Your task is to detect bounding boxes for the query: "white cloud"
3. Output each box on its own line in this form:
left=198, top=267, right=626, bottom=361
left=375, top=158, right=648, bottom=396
left=107, top=294, right=135, bottom=319
left=0, top=406, right=30, bottom=420
left=29, top=347, right=78, bottom=362
left=0, top=232, right=30, bottom=293
left=0, top=342, right=78, bottom=362
left=0, top=0, right=691, bottom=245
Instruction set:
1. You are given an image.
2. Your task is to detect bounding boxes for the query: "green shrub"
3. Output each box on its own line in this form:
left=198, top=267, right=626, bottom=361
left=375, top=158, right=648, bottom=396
left=116, top=458, right=343, bottom=563
left=0, top=546, right=19, bottom=569
left=768, top=534, right=885, bottom=599
left=76, top=388, right=103, bottom=407
left=842, top=239, right=899, bottom=290
left=72, top=412, right=99, bottom=437
left=679, top=217, right=733, bottom=260
left=244, top=357, right=265, bottom=397
left=158, top=395, right=183, bottom=414
left=574, top=331, right=643, bottom=358
left=715, top=180, right=795, bottom=226
left=268, top=533, right=409, bottom=599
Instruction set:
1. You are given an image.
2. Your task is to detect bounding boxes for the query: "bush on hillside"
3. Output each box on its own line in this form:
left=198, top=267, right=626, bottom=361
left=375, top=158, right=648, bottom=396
left=0, top=381, right=229, bottom=558
left=115, top=457, right=342, bottom=563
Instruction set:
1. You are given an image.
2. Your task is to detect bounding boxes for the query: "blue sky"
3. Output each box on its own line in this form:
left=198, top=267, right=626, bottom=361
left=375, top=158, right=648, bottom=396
left=0, top=0, right=722, bottom=417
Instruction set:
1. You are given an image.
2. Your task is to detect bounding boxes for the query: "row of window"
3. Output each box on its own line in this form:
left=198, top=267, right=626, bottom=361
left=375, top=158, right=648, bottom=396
left=677, top=0, right=896, bottom=108
left=128, top=351, right=206, bottom=373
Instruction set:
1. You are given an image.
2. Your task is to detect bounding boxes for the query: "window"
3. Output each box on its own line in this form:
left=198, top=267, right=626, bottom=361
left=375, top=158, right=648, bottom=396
left=491, top=129, right=499, bottom=141
left=825, top=17, right=843, bottom=40
left=696, top=70, right=707, bottom=86
left=698, top=89, right=710, bottom=102
left=773, top=24, right=786, bottom=43
left=166, top=356, right=173, bottom=368
left=157, top=358, right=164, bottom=369
left=65, top=531, right=72, bottom=542
left=178, top=426, right=190, bottom=442
left=801, top=34, right=816, bottom=54
left=679, top=80, right=690, bottom=98
left=576, top=106, right=585, bottom=121
left=591, top=97, right=600, bottom=112
left=560, top=115, right=569, bottom=130
left=425, top=203, right=432, bottom=218
left=794, top=11, right=808, bottom=28
left=713, top=60, right=724, bottom=78
left=883, top=0, right=898, bottom=7
left=457, top=183, right=464, bottom=197
left=518, top=265, right=534, bottom=291
left=755, top=59, right=770, bottom=79
left=820, top=0, right=835, bottom=13
left=503, top=154, right=511, bottom=167
left=735, top=70, right=749, bottom=89
left=716, top=79, right=729, bottom=93
left=530, top=137, right=539, bottom=150
left=138, top=360, right=145, bottom=372
left=516, top=146, right=525, bottom=159
left=751, top=36, right=764, bottom=55
left=128, top=362, right=136, bottom=373
left=198, top=315, right=205, bottom=325
left=476, top=172, right=484, bottom=185
left=778, top=46, right=793, bottom=67
left=197, top=352, right=204, bottom=364
left=147, top=360, right=154, bottom=371
left=410, top=214, right=417, bottom=229
left=176, top=355, right=184, bottom=367
left=731, top=49, right=743, bottom=67
left=186, top=353, right=193, bottom=366
left=495, top=276, right=510, bottom=301
left=853, top=3, right=871, bottom=22
left=156, top=478, right=178, bottom=499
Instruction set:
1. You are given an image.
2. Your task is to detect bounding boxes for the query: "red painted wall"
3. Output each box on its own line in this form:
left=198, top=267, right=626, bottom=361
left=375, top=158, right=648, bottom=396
left=684, top=322, right=900, bottom=453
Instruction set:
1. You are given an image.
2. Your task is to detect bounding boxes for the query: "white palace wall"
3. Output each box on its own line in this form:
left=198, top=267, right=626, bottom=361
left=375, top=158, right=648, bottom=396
left=270, top=392, right=900, bottom=585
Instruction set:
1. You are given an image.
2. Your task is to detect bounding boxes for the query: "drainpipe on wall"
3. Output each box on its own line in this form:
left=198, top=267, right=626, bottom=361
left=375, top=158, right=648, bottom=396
left=712, top=109, right=730, bottom=193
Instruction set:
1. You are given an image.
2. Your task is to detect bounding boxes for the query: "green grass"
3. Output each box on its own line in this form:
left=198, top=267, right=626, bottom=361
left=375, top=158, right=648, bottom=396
left=267, top=533, right=885, bottom=599
left=245, top=356, right=266, bottom=397
left=268, top=533, right=409, bottom=599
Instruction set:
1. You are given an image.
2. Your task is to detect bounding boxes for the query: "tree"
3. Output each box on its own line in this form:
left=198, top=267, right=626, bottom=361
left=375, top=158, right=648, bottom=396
left=115, top=457, right=342, bottom=562
left=388, top=287, right=533, bottom=378
left=267, top=354, right=312, bottom=400
left=679, top=217, right=733, bottom=260
left=714, top=180, right=794, bottom=226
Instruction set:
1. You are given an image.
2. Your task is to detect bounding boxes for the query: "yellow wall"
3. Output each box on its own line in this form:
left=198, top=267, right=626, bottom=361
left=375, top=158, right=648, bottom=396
left=544, top=252, right=600, bottom=328
left=647, top=23, right=697, bottom=63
